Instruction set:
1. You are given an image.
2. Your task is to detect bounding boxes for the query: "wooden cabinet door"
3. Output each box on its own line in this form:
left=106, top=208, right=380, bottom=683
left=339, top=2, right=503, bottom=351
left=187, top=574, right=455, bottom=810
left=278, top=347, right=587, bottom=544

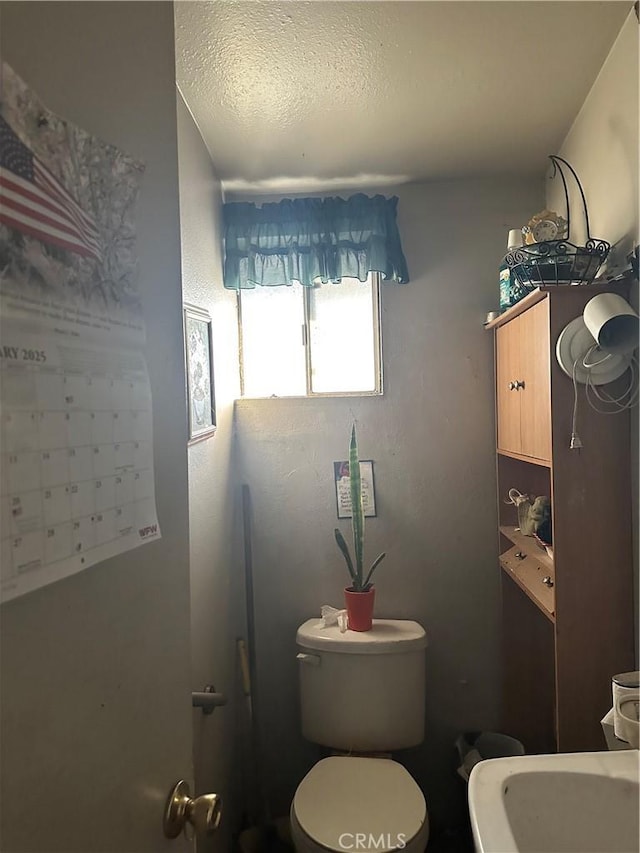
left=496, top=298, right=551, bottom=462
left=496, top=318, right=521, bottom=455
left=518, top=299, right=552, bottom=462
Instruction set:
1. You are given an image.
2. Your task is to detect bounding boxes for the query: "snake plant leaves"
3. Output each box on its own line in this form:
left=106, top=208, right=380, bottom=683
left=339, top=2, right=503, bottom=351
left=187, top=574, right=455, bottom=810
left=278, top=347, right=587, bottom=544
left=363, top=551, right=386, bottom=589
left=349, top=423, right=364, bottom=583
left=334, top=527, right=357, bottom=585
left=334, top=424, right=385, bottom=592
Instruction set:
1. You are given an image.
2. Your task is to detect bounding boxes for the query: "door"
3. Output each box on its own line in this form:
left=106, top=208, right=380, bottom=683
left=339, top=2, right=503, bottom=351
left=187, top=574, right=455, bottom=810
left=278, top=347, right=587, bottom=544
left=1, top=5, right=194, bottom=852
left=518, top=299, right=551, bottom=462
left=496, top=315, right=522, bottom=455
left=496, top=299, right=551, bottom=463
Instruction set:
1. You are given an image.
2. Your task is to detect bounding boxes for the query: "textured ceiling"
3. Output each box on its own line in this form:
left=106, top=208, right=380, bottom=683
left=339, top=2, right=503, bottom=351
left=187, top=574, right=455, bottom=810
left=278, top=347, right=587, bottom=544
left=175, top=1, right=632, bottom=192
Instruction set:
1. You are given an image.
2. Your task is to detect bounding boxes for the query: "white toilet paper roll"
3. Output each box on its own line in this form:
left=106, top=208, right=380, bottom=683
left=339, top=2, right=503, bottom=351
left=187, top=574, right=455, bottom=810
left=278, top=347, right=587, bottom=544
left=617, top=698, right=640, bottom=749
left=612, top=671, right=640, bottom=742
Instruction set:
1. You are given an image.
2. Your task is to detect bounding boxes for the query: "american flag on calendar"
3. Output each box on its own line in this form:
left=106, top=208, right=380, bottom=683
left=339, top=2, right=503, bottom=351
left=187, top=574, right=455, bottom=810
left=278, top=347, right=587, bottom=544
left=0, top=114, right=102, bottom=262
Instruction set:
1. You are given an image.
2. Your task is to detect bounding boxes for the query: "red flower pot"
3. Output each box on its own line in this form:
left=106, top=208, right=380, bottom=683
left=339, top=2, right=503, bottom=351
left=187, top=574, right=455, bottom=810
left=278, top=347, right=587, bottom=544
left=344, top=586, right=375, bottom=632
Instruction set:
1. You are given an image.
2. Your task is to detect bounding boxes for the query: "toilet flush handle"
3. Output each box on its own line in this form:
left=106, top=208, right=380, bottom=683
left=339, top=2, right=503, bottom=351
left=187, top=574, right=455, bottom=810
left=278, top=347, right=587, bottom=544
left=297, top=652, right=321, bottom=667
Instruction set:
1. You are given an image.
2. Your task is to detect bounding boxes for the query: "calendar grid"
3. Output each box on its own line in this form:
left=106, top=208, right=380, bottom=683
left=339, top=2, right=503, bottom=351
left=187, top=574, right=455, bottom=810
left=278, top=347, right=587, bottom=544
left=1, top=341, right=161, bottom=596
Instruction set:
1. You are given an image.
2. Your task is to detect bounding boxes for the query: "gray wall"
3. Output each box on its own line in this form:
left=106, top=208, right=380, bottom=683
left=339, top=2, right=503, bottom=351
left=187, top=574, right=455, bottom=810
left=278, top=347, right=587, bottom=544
left=233, top=176, right=543, bottom=831
left=546, top=9, right=639, bottom=660
left=176, top=94, right=242, bottom=851
left=546, top=10, right=638, bottom=264
left=1, top=4, right=193, bottom=851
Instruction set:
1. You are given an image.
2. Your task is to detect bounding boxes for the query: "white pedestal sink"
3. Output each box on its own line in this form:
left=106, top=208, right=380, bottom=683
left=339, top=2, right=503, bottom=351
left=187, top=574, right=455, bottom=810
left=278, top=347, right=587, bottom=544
left=468, top=750, right=639, bottom=852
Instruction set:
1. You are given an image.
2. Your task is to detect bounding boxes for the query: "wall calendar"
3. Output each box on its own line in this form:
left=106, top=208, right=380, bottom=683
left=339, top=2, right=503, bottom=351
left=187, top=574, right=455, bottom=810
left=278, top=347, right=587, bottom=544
left=0, top=62, right=161, bottom=602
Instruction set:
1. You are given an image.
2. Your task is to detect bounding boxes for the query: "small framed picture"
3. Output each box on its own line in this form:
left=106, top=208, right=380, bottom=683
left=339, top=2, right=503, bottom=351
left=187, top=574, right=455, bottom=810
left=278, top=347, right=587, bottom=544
left=334, top=460, right=377, bottom=518
left=183, top=303, right=216, bottom=443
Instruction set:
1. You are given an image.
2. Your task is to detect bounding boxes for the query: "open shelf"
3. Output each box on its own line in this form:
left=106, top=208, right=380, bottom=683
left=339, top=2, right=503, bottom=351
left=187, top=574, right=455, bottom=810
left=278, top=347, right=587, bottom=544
left=501, top=572, right=557, bottom=754
left=500, top=561, right=555, bottom=623
left=500, top=526, right=553, bottom=571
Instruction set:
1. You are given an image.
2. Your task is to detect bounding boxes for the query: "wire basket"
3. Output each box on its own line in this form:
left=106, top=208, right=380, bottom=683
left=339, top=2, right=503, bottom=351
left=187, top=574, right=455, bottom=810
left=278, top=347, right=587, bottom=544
left=506, top=238, right=611, bottom=297
left=505, top=156, right=610, bottom=293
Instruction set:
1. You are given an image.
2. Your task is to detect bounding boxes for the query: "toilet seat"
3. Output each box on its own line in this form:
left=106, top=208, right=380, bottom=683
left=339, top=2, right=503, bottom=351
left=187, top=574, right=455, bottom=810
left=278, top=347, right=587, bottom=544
left=291, top=756, right=428, bottom=852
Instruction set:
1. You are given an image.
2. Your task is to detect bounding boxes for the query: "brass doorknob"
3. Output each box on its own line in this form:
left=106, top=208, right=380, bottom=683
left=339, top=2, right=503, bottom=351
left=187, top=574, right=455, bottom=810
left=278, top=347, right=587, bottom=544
left=163, top=780, right=222, bottom=839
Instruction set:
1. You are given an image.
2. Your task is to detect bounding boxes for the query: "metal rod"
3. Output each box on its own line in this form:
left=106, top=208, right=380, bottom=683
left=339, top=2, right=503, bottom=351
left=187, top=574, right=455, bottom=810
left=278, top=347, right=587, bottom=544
left=549, top=155, right=592, bottom=241
left=241, top=483, right=270, bottom=823
left=192, top=686, right=227, bottom=715
left=549, top=156, right=571, bottom=239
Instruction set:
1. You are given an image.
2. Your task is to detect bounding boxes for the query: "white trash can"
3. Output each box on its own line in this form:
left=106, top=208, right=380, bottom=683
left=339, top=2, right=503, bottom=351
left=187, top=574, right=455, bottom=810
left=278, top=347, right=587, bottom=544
left=456, top=730, right=525, bottom=782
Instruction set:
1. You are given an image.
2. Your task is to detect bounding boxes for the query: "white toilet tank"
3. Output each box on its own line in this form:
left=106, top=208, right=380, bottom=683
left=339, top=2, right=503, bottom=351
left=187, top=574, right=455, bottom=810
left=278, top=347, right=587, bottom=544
left=296, top=618, right=427, bottom=752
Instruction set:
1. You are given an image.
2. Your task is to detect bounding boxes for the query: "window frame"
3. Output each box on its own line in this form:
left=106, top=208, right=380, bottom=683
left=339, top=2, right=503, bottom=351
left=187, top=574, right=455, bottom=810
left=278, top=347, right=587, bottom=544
left=237, top=272, right=384, bottom=399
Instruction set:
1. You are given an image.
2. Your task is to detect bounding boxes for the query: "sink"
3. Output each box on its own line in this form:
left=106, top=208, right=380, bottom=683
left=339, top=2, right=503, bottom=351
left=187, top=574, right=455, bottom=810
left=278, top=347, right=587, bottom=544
left=469, top=750, right=639, bottom=853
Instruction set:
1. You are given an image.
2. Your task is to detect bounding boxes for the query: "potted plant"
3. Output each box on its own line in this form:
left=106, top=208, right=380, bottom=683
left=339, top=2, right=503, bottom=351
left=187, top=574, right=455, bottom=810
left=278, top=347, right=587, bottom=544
left=334, top=424, right=385, bottom=631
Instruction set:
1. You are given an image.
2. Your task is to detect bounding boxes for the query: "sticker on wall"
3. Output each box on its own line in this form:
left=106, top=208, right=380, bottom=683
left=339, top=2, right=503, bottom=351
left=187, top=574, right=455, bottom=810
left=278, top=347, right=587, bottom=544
left=0, top=62, right=162, bottom=603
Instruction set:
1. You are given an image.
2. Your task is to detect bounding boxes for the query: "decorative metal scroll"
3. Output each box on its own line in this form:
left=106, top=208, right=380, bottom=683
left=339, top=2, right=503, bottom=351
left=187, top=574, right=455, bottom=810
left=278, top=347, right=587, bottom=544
left=506, top=156, right=610, bottom=290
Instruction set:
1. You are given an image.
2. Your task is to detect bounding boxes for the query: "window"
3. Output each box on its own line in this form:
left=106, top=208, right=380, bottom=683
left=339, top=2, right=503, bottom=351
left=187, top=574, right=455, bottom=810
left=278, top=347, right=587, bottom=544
left=238, top=274, right=382, bottom=398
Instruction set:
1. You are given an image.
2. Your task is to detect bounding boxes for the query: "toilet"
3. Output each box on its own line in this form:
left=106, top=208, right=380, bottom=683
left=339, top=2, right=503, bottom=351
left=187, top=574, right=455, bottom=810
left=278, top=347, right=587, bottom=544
left=291, top=618, right=430, bottom=853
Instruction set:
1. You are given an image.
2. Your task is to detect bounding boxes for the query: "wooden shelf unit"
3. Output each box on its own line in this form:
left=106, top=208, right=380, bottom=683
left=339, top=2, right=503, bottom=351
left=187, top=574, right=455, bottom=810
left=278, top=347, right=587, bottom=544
left=489, top=285, right=635, bottom=754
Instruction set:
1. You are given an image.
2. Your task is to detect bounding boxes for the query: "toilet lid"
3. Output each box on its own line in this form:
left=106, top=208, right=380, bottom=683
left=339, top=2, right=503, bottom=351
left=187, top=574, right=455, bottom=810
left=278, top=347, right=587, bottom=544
left=293, top=757, right=426, bottom=852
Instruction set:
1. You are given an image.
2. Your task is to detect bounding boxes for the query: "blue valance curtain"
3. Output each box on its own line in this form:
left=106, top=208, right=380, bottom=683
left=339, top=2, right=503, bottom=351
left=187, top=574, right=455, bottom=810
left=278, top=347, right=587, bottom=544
left=223, top=193, right=409, bottom=289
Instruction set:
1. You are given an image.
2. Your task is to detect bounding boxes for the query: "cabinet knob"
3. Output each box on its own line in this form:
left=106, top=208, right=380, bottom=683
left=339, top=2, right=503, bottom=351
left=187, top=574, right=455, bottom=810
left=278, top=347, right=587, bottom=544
left=514, top=551, right=526, bottom=560
left=542, top=576, right=554, bottom=588
left=514, top=380, right=526, bottom=390
left=509, top=381, right=516, bottom=391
